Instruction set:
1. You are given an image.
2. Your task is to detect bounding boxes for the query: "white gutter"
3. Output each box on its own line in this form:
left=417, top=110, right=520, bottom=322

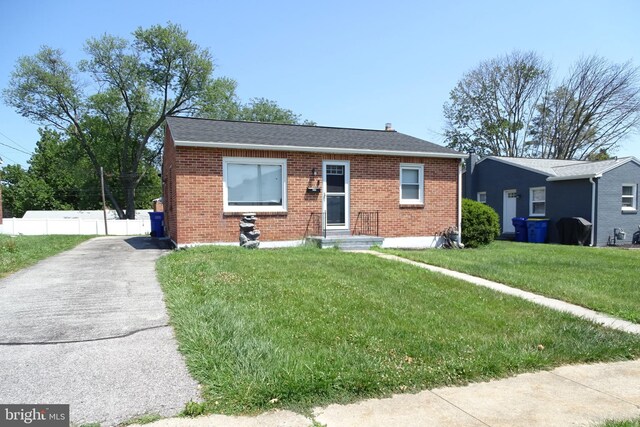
left=457, top=160, right=463, bottom=245
left=174, top=140, right=467, bottom=159
left=589, top=177, right=596, bottom=246
left=547, top=173, right=602, bottom=182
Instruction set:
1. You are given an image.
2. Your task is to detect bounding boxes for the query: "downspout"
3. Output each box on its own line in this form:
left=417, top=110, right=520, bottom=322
left=458, top=160, right=463, bottom=246
left=589, top=177, right=596, bottom=246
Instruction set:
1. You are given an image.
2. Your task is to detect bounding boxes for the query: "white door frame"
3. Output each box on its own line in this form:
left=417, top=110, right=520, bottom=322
left=322, top=160, right=350, bottom=230
left=503, top=189, right=517, bottom=233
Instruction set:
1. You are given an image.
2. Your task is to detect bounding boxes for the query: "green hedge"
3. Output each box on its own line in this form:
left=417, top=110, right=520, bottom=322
left=461, top=198, right=500, bottom=248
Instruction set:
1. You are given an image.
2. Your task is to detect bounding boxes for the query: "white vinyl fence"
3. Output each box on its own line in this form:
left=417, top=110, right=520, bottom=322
left=0, top=218, right=151, bottom=236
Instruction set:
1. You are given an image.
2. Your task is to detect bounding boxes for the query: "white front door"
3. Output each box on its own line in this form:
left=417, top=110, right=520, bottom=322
left=323, top=160, right=350, bottom=230
left=503, top=189, right=517, bottom=233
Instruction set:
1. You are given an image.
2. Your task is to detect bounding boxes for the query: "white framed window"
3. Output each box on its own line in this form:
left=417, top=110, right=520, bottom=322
left=399, top=163, right=424, bottom=204
left=477, top=192, right=487, bottom=204
left=622, top=184, right=637, bottom=211
left=529, top=187, right=546, bottom=216
left=223, top=157, right=287, bottom=212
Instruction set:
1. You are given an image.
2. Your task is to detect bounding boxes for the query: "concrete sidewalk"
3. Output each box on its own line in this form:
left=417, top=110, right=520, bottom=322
left=314, top=359, right=640, bottom=426
left=133, top=359, right=640, bottom=427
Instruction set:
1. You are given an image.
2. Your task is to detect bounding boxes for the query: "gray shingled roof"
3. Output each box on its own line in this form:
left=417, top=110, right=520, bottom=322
left=485, top=156, right=640, bottom=180
left=166, top=116, right=464, bottom=158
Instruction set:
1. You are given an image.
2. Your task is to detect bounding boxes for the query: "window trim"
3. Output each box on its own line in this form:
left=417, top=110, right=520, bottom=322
left=222, top=157, right=287, bottom=213
left=622, top=183, right=637, bottom=212
left=477, top=191, right=487, bottom=204
left=529, top=186, right=546, bottom=217
left=399, top=163, right=424, bottom=205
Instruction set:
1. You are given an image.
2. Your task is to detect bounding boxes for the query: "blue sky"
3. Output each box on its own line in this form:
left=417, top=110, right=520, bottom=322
left=1, top=0, right=639, bottom=166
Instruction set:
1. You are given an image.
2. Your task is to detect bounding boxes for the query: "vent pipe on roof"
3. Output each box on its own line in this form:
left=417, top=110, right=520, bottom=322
left=385, top=123, right=394, bottom=131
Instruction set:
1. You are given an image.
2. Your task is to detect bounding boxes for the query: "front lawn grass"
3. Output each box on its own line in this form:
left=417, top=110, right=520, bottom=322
left=156, top=246, right=640, bottom=415
left=0, top=234, right=93, bottom=278
left=382, top=241, right=640, bottom=323
left=600, top=418, right=640, bottom=427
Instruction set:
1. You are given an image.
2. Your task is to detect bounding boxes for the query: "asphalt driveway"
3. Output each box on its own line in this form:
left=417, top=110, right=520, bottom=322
left=0, top=236, right=200, bottom=426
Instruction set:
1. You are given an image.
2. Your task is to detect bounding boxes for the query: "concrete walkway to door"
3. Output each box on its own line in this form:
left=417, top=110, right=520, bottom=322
left=0, top=236, right=200, bottom=426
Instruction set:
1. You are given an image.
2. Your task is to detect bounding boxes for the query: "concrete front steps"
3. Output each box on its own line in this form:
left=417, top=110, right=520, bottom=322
left=305, top=234, right=384, bottom=250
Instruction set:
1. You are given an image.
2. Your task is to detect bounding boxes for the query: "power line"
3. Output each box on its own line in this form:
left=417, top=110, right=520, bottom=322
left=0, top=141, right=32, bottom=156
left=0, top=130, right=31, bottom=152
left=0, top=152, right=20, bottom=165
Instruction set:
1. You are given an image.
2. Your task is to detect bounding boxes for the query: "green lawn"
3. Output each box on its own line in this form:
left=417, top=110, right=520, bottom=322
left=0, top=234, right=93, bottom=278
left=382, top=241, right=640, bottom=323
left=156, top=246, right=640, bottom=415
left=600, top=418, right=640, bottom=427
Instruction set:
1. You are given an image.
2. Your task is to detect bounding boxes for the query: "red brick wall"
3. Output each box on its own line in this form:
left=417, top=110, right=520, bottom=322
left=164, top=141, right=460, bottom=245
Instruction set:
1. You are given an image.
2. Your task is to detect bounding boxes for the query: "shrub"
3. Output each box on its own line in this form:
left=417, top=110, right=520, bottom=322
left=461, top=198, right=500, bottom=248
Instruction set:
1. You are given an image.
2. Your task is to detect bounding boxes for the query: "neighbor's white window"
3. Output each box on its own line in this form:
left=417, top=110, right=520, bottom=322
left=622, top=184, right=637, bottom=211
left=223, top=157, right=287, bottom=212
left=529, top=187, right=546, bottom=216
left=400, top=163, right=424, bottom=204
left=477, top=192, right=487, bottom=204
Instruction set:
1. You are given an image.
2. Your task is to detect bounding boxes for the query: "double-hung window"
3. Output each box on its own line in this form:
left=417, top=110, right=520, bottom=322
left=400, top=163, right=424, bottom=204
left=622, top=184, right=637, bottom=212
left=529, top=187, right=546, bottom=216
left=223, top=157, right=287, bottom=212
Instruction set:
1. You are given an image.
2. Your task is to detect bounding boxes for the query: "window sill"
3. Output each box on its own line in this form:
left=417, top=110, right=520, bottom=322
left=223, top=211, right=288, bottom=217
left=399, top=203, right=424, bottom=209
left=621, top=208, right=638, bottom=214
left=529, top=214, right=546, bottom=217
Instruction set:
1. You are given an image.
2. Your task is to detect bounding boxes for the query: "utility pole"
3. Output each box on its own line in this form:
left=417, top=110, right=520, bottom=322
left=100, top=167, right=108, bottom=236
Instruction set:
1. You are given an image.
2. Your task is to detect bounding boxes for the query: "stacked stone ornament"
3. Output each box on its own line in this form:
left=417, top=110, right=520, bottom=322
left=239, top=213, right=260, bottom=249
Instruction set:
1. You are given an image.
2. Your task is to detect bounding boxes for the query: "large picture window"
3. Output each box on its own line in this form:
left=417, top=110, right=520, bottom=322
left=529, top=187, right=546, bottom=216
left=400, top=163, right=424, bottom=204
left=223, top=157, right=287, bottom=212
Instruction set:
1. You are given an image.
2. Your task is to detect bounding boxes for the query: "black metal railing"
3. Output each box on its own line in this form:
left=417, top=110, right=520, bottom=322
left=352, top=211, right=379, bottom=236
left=304, top=212, right=326, bottom=238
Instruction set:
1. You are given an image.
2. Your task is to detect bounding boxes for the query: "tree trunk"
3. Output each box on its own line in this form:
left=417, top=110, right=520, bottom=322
left=122, top=174, right=137, bottom=219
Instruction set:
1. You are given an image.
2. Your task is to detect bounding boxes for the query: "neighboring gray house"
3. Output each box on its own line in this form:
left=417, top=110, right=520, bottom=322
left=463, top=155, right=640, bottom=246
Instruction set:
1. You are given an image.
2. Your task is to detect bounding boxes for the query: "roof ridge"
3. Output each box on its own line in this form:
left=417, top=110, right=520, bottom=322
left=167, top=115, right=399, bottom=134
left=551, top=158, right=625, bottom=170
left=488, top=156, right=583, bottom=162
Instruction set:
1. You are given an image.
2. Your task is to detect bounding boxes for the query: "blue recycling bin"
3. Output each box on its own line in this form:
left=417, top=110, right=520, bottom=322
left=149, top=212, right=164, bottom=237
left=512, top=217, right=528, bottom=242
left=526, top=218, right=549, bottom=243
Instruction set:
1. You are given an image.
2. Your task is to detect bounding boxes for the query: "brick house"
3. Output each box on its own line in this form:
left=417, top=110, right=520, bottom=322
left=163, top=116, right=465, bottom=248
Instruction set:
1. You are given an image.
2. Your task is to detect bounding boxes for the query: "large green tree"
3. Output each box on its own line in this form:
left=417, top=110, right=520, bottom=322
left=0, top=164, right=58, bottom=218
left=4, top=23, right=311, bottom=218
left=4, top=23, right=233, bottom=218
left=0, top=129, right=162, bottom=217
left=236, top=97, right=316, bottom=124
